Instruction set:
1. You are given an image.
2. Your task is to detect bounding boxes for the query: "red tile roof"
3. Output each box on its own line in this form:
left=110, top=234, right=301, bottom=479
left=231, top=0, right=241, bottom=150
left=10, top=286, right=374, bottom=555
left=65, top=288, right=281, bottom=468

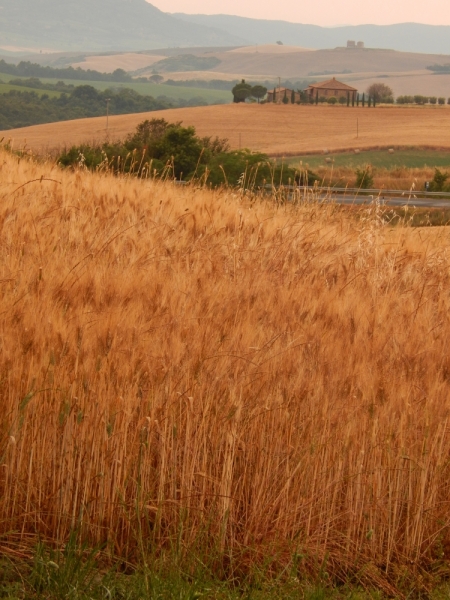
left=307, top=78, right=357, bottom=92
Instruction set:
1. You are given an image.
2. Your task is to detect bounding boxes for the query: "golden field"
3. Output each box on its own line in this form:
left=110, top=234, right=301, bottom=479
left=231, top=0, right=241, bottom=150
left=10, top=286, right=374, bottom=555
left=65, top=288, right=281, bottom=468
left=3, top=104, right=450, bottom=157
left=1, top=148, right=450, bottom=593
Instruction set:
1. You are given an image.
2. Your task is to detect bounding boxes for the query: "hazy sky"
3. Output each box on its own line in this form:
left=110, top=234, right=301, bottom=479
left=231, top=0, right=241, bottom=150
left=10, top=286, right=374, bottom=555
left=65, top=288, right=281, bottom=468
left=149, top=0, right=450, bottom=27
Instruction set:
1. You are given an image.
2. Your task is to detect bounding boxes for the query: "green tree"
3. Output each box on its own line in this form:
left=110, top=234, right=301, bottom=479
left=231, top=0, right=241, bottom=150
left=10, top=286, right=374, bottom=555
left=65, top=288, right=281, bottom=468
left=251, top=85, right=267, bottom=103
left=367, top=83, right=394, bottom=103
left=231, top=79, right=252, bottom=103
left=149, top=74, right=164, bottom=84
left=430, top=168, right=449, bottom=191
left=328, top=96, right=337, bottom=104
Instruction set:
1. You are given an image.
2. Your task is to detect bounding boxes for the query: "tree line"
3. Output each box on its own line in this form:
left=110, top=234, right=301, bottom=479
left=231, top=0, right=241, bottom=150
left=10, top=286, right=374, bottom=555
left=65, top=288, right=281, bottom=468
left=57, top=118, right=319, bottom=188
left=0, top=85, right=172, bottom=130
left=0, top=59, right=132, bottom=83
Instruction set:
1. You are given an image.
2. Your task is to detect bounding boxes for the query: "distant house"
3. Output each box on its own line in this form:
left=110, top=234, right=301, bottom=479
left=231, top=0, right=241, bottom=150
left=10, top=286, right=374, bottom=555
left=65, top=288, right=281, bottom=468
left=347, top=40, right=365, bottom=48
left=305, top=77, right=358, bottom=102
left=267, top=87, right=301, bottom=103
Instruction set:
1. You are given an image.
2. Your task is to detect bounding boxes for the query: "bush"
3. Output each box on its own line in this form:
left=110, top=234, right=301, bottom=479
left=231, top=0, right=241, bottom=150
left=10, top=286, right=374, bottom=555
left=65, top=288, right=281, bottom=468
left=327, top=96, right=337, bottom=104
left=355, top=165, right=374, bottom=189
left=57, top=118, right=320, bottom=190
left=430, top=168, right=449, bottom=192
left=438, top=97, right=446, bottom=105
left=367, top=82, right=394, bottom=103
left=429, top=96, right=437, bottom=105
left=414, top=95, right=428, bottom=105
left=338, top=96, right=346, bottom=104
left=396, top=95, right=414, bottom=104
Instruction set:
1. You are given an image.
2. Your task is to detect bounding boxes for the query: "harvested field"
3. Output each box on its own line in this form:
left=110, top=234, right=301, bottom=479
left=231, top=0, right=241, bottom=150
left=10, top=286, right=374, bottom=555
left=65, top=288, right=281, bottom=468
left=346, top=72, right=450, bottom=99
left=70, top=52, right=166, bottom=73
left=4, top=104, right=450, bottom=157
left=2, top=148, right=450, bottom=595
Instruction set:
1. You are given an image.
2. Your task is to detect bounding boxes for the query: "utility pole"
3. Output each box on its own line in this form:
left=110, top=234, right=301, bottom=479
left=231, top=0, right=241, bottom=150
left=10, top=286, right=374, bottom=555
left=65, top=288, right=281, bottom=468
left=105, top=98, right=111, bottom=132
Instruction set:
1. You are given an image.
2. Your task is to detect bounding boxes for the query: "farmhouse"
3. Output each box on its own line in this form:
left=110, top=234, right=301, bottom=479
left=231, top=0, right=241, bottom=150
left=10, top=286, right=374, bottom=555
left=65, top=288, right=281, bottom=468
left=306, top=77, right=358, bottom=102
left=267, top=87, right=301, bottom=103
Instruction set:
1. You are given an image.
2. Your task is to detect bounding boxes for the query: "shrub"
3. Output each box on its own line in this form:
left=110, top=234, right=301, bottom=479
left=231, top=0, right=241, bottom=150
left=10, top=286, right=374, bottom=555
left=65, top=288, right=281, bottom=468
left=429, top=96, right=437, bottom=105
left=367, top=82, right=394, bottom=103
left=338, top=96, right=346, bottom=104
left=430, top=168, right=449, bottom=191
left=438, top=97, right=445, bottom=105
left=327, top=96, right=337, bottom=104
left=355, top=165, right=374, bottom=189
left=396, top=96, right=408, bottom=104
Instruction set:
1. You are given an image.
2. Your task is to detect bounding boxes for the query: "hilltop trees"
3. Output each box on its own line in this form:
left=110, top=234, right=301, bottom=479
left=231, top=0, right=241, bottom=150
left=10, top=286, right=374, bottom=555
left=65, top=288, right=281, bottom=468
left=231, top=80, right=268, bottom=103
left=251, top=85, right=268, bottom=103
left=231, top=80, right=253, bottom=103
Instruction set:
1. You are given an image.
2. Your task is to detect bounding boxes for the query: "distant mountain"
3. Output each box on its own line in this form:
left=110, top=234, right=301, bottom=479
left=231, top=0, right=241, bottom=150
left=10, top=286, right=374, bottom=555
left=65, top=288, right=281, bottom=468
left=172, top=14, right=450, bottom=55
left=0, top=0, right=247, bottom=52
left=2, top=0, right=450, bottom=56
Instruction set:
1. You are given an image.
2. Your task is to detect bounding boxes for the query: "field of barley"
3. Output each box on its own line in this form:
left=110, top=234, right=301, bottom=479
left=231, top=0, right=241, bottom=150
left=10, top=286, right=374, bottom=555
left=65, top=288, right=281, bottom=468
left=3, top=104, right=450, bottom=157
left=1, top=148, right=450, bottom=595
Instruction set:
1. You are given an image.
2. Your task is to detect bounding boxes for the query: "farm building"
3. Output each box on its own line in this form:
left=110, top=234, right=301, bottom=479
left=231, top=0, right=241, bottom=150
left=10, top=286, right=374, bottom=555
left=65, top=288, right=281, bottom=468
left=306, top=77, right=358, bottom=102
left=267, top=87, right=301, bottom=103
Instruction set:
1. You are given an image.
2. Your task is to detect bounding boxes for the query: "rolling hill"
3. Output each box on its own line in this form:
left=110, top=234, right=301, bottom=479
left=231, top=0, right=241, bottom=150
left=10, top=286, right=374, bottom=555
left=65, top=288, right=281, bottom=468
left=0, top=0, right=246, bottom=51
left=173, top=14, right=450, bottom=55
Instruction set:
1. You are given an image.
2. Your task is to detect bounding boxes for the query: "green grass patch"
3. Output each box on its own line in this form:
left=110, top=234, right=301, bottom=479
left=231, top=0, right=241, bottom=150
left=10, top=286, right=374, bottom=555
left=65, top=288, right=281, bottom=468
left=0, top=81, right=62, bottom=98
left=285, top=149, right=450, bottom=170
left=0, top=71, right=231, bottom=104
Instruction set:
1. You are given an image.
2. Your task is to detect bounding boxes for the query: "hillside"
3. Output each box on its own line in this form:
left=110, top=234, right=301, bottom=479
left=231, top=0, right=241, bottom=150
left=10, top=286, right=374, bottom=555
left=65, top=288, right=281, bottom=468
left=0, top=0, right=245, bottom=51
left=184, top=46, right=450, bottom=80
left=173, top=14, right=450, bottom=55
left=4, top=104, right=450, bottom=156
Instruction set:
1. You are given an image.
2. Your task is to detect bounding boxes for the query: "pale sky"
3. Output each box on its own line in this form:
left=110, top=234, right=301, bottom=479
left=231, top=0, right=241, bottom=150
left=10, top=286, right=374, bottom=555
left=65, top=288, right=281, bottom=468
left=149, top=0, right=450, bottom=27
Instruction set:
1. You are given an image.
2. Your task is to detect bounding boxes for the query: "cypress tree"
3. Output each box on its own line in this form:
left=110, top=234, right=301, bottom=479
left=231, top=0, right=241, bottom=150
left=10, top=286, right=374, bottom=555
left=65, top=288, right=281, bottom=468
left=357, top=94, right=359, bottom=107
left=315, top=90, right=319, bottom=105
left=362, top=93, right=365, bottom=107
left=291, top=89, right=295, bottom=104
left=368, top=96, right=371, bottom=107
left=347, top=92, right=350, bottom=107
left=352, top=93, right=355, bottom=107
left=373, top=96, right=376, bottom=108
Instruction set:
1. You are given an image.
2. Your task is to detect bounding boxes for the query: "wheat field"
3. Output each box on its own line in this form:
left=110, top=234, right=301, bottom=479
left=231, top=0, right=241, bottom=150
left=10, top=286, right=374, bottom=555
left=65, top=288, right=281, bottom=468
left=3, top=104, right=450, bottom=158
left=1, top=149, right=450, bottom=593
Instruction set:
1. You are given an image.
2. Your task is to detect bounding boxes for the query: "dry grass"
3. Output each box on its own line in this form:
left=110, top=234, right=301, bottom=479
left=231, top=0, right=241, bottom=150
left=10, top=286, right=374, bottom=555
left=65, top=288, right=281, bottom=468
left=314, top=165, right=444, bottom=191
left=69, top=53, right=166, bottom=73
left=1, top=149, right=450, bottom=593
left=4, top=104, right=450, bottom=158
left=346, top=72, right=450, bottom=99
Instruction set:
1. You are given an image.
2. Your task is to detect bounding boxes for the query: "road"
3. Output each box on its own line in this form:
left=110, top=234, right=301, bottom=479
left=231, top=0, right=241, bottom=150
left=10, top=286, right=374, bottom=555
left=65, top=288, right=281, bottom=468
left=321, top=194, right=450, bottom=208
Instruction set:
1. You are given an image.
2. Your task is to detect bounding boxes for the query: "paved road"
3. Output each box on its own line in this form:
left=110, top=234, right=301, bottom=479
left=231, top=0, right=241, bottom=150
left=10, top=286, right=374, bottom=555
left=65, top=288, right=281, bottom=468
left=307, top=194, right=450, bottom=209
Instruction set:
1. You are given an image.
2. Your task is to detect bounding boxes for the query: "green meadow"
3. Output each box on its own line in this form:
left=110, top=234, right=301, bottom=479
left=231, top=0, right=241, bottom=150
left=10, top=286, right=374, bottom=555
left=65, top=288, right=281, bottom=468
left=285, top=148, right=450, bottom=170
